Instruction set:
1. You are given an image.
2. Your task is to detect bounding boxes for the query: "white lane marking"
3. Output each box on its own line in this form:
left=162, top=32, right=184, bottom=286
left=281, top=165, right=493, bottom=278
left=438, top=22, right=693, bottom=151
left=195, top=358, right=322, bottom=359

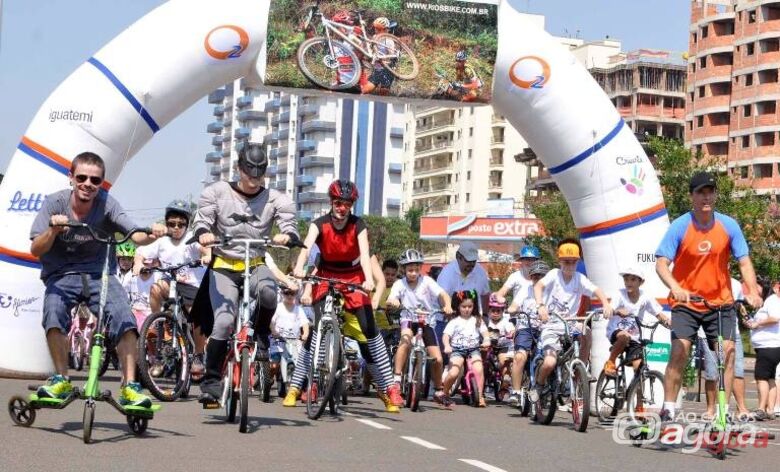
left=458, top=459, right=508, bottom=472
left=400, top=436, right=446, bottom=450
left=355, top=418, right=392, bottom=430
left=341, top=410, right=357, bottom=417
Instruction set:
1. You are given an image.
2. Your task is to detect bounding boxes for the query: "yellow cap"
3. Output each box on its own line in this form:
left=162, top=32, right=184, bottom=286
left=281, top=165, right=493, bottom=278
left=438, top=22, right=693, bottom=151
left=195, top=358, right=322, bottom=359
left=557, top=243, right=581, bottom=259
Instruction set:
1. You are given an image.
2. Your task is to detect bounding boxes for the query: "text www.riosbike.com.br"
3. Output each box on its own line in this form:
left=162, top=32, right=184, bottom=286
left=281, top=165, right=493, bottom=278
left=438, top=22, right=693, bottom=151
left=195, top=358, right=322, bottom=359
left=404, top=2, right=490, bottom=15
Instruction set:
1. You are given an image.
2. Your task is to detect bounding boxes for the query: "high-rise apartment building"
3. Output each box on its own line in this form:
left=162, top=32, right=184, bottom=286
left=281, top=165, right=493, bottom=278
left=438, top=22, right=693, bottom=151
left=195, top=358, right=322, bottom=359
left=206, top=80, right=406, bottom=219
left=686, top=0, right=780, bottom=197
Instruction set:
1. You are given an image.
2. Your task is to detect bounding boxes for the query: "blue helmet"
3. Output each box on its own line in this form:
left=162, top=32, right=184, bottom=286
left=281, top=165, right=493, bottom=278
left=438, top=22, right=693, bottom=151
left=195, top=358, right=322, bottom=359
left=518, top=246, right=540, bottom=259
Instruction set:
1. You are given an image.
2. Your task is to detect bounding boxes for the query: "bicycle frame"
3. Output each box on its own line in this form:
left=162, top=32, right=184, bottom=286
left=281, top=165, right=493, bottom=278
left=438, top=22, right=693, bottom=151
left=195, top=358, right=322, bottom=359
left=308, top=5, right=398, bottom=65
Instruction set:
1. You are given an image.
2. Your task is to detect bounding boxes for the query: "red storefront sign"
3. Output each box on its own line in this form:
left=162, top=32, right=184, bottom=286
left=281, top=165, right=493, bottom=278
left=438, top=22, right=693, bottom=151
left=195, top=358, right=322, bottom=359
left=420, top=215, right=544, bottom=242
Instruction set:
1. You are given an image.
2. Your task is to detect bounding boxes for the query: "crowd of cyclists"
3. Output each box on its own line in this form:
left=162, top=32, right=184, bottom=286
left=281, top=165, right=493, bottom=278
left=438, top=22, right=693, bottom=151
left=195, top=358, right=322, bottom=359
left=27, top=145, right=780, bottom=431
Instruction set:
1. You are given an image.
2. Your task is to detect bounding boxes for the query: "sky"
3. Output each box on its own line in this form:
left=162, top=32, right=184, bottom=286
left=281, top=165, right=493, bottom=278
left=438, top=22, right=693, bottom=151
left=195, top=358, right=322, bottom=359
left=0, top=0, right=690, bottom=224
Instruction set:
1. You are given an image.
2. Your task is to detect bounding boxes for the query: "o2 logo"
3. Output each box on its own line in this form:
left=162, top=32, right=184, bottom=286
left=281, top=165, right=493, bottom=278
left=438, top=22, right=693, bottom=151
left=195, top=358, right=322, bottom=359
left=204, top=25, right=249, bottom=60
left=509, top=56, right=550, bottom=89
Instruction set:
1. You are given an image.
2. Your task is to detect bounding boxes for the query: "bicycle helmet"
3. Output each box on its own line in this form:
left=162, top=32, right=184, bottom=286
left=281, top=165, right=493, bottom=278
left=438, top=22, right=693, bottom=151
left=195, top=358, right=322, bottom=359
left=488, top=294, right=506, bottom=309
left=332, top=10, right=354, bottom=25
left=373, top=17, right=390, bottom=29
left=518, top=245, right=540, bottom=259
left=165, top=199, right=191, bottom=222
left=328, top=179, right=359, bottom=202
left=237, top=142, right=268, bottom=178
left=398, top=249, right=424, bottom=266
left=455, top=50, right=468, bottom=62
left=116, top=241, right=136, bottom=258
left=528, top=260, right=550, bottom=277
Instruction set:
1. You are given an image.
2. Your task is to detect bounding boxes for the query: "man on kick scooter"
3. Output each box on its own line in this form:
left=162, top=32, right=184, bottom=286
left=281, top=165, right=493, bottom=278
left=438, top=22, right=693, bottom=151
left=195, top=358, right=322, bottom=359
left=192, top=143, right=300, bottom=403
left=30, top=152, right=166, bottom=407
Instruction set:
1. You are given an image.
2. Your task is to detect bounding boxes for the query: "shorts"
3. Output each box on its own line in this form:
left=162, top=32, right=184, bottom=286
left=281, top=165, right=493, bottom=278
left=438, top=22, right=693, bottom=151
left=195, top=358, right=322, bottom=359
left=369, top=68, right=395, bottom=89
left=671, top=305, right=735, bottom=344
left=177, top=282, right=199, bottom=308
left=495, top=345, right=514, bottom=356
left=609, top=331, right=644, bottom=363
left=43, top=274, right=137, bottom=345
left=400, top=321, right=439, bottom=348
left=703, top=332, right=744, bottom=380
left=540, top=322, right=585, bottom=353
left=514, top=327, right=540, bottom=352
left=754, top=347, right=780, bottom=380
left=450, top=347, right=482, bottom=361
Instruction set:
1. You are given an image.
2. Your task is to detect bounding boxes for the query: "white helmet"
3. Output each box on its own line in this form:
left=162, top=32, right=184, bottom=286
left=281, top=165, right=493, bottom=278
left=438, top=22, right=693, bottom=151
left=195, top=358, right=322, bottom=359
left=398, top=249, right=424, bottom=266
left=373, top=17, right=390, bottom=28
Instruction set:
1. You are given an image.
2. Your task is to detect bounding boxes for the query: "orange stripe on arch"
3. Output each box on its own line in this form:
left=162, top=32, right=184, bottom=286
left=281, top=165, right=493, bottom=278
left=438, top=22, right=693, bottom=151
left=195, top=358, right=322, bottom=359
left=0, top=245, right=39, bottom=262
left=577, top=202, right=666, bottom=234
left=20, top=136, right=113, bottom=191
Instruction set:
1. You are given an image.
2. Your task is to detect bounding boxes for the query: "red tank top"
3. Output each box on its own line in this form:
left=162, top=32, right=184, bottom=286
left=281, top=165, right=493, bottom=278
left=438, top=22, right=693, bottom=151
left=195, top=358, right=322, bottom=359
left=314, top=214, right=366, bottom=273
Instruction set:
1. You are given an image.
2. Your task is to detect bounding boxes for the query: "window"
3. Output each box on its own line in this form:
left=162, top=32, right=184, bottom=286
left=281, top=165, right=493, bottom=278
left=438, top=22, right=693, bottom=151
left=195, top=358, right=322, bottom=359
left=756, top=132, right=775, bottom=147
left=742, top=135, right=750, bottom=148
left=469, top=127, right=473, bottom=137
left=692, top=32, right=698, bottom=44
left=746, top=73, right=754, bottom=86
left=457, top=130, right=461, bottom=139
left=747, top=43, right=755, bottom=55
left=699, top=57, right=707, bottom=69
left=754, top=163, right=773, bottom=178
left=467, top=171, right=471, bottom=180
left=698, top=86, right=705, bottom=98
left=757, top=101, right=777, bottom=115
left=466, top=193, right=470, bottom=202
left=748, top=10, right=756, bottom=24
left=710, top=113, right=729, bottom=125
left=697, top=116, right=704, bottom=127
left=739, top=166, right=749, bottom=179
left=701, top=25, right=709, bottom=38
left=468, top=149, right=473, bottom=159
left=743, top=104, right=751, bottom=118
left=759, top=69, right=779, bottom=84
left=458, top=109, right=463, bottom=117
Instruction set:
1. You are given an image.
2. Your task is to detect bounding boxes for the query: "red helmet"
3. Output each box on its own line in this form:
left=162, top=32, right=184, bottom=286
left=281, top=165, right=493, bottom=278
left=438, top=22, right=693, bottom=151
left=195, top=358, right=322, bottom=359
left=332, top=10, right=354, bottom=25
left=328, top=179, right=359, bottom=202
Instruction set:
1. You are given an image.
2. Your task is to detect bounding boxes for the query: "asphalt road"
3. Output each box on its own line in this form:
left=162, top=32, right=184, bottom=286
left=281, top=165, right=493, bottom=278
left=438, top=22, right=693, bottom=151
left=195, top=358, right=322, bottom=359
left=2, top=372, right=779, bottom=472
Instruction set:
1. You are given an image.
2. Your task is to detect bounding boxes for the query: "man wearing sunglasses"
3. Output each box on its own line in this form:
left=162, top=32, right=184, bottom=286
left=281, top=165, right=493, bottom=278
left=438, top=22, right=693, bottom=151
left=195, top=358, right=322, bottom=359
left=135, top=199, right=209, bottom=378
left=30, top=151, right=166, bottom=407
left=192, top=143, right=300, bottom=404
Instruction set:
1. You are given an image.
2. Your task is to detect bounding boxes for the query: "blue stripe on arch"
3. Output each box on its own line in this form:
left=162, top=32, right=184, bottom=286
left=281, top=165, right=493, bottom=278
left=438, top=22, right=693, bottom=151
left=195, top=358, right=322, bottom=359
left=548, top=119, right=625, bottom=175
left=87, top=57, right=160, bottom=133
left=579, top=207, right=668, bottom=240
left=17, top=141, right=67, bottom=175
left=0, top=254, right=41, bottom=270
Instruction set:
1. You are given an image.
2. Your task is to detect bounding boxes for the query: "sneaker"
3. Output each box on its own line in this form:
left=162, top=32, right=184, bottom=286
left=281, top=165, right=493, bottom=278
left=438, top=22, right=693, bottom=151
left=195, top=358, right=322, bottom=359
left=603, top=360, right=617, bottom=377
left=753, top=409, right=770, bottom=422
left=378, top=391, right=400, bottom=413
left=507, top=392, right=521, bottom=407
left=190, top=355, right=205, bottom=380
left=658, top=409, right=673, bottom=423
left=283, top=387, right=301, bottom=407
left=386, top=383, right=404, bottom=407
left=119, top=382, right=153, bottom=408
left=437, top=393, right=454, bottom=409
left=36, top=375, right=73, bottom=399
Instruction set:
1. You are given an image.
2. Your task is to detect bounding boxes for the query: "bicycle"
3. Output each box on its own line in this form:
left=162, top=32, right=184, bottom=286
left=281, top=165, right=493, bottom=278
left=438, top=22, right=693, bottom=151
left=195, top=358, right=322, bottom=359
left=595, top=314, right=666, bottom=424
left=272, top=336, right=301, bottom=399
left=447, top=350, right=482, bottom=407
left=8, top=223, right=160, bottom=444
left=482, top=329, right=513, bottom=403
left=68, top=275, right=95, bottom=372
left=530, top=311, right=598, bottom=432
left=398, top=306, right=437, bottom=412
left=296, top=274, right=366, bottom=420
left=297, top=0, right=419, bottom=90
left=136, top=260, right=203, bottom=402
left=199, top=235, right=298, bottom=433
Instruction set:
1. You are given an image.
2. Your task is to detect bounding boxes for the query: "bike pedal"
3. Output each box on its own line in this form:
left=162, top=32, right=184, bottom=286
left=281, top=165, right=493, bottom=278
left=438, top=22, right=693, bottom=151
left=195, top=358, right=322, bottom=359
left=201, top=401, right=220, bottom=410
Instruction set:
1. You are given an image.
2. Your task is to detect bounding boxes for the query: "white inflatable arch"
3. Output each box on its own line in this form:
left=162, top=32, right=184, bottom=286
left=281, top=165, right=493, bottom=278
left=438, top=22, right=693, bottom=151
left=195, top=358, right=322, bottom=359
left=0, top=0, right=669, bottom=376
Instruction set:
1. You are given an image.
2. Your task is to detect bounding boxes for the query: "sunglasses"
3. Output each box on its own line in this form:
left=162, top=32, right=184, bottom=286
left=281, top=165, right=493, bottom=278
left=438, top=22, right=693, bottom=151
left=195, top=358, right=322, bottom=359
left=74, top=174, right=103, bottom=186
left=166, top=221, right=187, bottom=229
left=332, top=200, right=353, bottom=209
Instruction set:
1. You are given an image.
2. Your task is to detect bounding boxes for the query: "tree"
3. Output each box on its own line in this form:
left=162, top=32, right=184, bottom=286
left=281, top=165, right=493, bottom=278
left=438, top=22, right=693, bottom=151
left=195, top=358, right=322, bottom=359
left=404, top=204, right=424, bottom=233
left=363, top=215, right=419, bottom=261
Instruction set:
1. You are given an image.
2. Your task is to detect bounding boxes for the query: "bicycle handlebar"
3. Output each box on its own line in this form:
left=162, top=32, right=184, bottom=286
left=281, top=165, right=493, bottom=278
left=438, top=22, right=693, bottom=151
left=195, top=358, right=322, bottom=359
left=50, top=223, right=151, bottom=245
left=202, top=234, right=306, bottom=250
left=296, top=274, right=367, bottom=294
left=141, top=260, right=202, bottom=276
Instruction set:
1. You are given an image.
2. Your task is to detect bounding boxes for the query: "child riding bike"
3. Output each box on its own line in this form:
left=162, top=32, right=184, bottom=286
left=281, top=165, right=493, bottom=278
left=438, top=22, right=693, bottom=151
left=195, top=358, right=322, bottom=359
left=485, top=295, right=515, bottom=399
left=386, top=248, right=453, bottom=407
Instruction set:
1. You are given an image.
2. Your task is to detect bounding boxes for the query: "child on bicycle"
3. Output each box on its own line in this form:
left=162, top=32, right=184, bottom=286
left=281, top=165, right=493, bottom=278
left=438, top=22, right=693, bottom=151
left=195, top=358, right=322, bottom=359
left=116, top=241, right=135, bottom=287
left=386, top=249, right=453, bottom=407
left=532, top=240, right=613, bottom=400
left=506, top=260, right=549, bottom=406
left=603, top=265, right=668, bottom=377
left=486, top=295, right=515, bottom=397
left=270, top=286, right=310, bottom=378
left=124, top=256, right=159, bottom=329
left=442, top=289, right=490, bottom=407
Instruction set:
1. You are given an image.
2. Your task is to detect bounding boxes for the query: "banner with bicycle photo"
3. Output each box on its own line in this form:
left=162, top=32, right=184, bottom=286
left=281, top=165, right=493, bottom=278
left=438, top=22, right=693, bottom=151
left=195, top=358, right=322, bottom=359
left=264, top=0, right=499, bottom=103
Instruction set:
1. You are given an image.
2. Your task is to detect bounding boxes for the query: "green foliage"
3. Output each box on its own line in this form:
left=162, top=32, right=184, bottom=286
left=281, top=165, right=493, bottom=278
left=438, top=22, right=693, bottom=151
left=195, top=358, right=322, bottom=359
left=404, top=204, right=424, bottom=232
left=527, top=191, right=577, bottom=242
left=363, top=215, right=419, bottom=261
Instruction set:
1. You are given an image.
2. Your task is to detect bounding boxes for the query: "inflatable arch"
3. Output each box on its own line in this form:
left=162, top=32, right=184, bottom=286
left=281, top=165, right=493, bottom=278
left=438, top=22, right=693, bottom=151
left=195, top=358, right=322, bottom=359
left=0, top=0, right=670, bottom=376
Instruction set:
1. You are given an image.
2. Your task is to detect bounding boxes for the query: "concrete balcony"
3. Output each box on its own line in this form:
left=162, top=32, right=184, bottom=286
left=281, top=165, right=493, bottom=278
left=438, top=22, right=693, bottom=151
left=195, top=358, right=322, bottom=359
left=298, top=210, right=314, bottom=221
left=234, top=127, right=251, bottom=139
left=415, top=141, right=454, bottom=156
left=300, top=155, right=334, bottom=168
left=491, top=136, right=505, bottom=145
left=222, top=148, right=231, bottom=157
left=207, top=121, right=224, bottom=134
left=488, top=180, right=503, bottom=189
left=386, top=198, right=401, bottom=209
left=412, top=182, right=453, bottom=196
left=213, top=105, right=225, bottom=116
left=205, top=151, right=222, bottom=163
left=267, top=165, right=277, bottom=176
left=388, top=162, right=402, bottom=174
left=299, top=104, right=318, bottom=116
left=489, top=157, right=504, bottom=167
left=272, top=110, right=291, bottom=125
left=237, top=110, right=267, bottom=122
left=209, top=164, right=223, bottom=176
left=265, top=131, right=279, bottom=143
left=390, top=126, right=404, bottom=138
left=277, top=161, right=288, bottom=174
left=236, top=95, right=253, bottom=108
left=222, top=117, right=232, bottom=128
left=298, top=140, right=316, bottom=152
left=212, top=136, right=224, bottom=146
left=208, top=89, right=225, bottom=104
left=278, top=128, right=290, bottom=140
left=301, top=120, right=336, bottom=133
left=270, top=179, right=288, bottom=191
left=298, top=192, right=329, bottom=203
left=414, top=162, right=453, bottom=177
left=281, top=94, right=291, bottom=106
left=296, top=174, right=315, bottom=186
left=415, top=121, right=456, bottom=137
left=268, top=98, right=281, bottom=110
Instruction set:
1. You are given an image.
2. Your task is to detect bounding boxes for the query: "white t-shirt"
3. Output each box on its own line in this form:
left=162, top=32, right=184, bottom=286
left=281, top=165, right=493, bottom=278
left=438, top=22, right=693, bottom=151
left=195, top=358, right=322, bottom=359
left=606, top=288, right=663, bottom=342
left=487, top=318, right=515, bottom=348
left=137, top=234, right=204, bottom=287
left=116, top=270, right=133, bottom=288
left=539, top=269, right=597, bottom=318
left=271, top=303, right=309, bottom=339
left=516, top=298, right=542, bottom=329
left=388, top=275, right=444, bottom=323
left=444, top=316, right=488, bottom=350
left=124, top=274, right=158, bottom=316
left=503, top=270, right=533, bottom=303
left=750, top=294, right=780, bottom=349
left=436, top=261, right=491, bottom=316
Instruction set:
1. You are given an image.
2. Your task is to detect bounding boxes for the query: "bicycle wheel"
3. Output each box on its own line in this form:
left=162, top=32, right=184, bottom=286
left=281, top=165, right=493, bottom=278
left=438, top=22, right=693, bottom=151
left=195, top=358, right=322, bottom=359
left=410, top=351, right=424, bottom=412
left=596, top=371, right=621, bottom=423
left=532, top=358, right=557, bottom=424
left=306, top=323, right=340, bottom=420
left=626, top=370, right=665, bottom=421
left=82, top=401, right=95, bottom=444
left=469, top=375, right=480, bottom=408
left=297, top=37, right=361, bottom=90
left=571, top=363, right=590, bottom=432
left=98, top=342, right=112, bottom=377
left=137, top=312, right=190, bottom=402
left=256, top=360, right=272, bottom=403
left=374, top=33, right=419, bottom=80
left=239, top=347, right=250, bottom=433
left=224, top=357, right=237, bottom=423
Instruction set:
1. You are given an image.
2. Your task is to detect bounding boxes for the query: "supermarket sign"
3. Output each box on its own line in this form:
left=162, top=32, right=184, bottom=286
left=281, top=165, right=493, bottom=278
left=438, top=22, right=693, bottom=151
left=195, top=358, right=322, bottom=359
left=420, top=215, right=543, bottom=242
left=646, top=342, right=670, bottom=363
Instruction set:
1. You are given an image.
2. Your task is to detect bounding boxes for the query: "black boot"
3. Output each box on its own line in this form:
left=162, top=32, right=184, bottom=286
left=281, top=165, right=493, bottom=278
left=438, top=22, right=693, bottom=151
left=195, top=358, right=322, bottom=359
left=199, top=340, right=227, bottom=403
